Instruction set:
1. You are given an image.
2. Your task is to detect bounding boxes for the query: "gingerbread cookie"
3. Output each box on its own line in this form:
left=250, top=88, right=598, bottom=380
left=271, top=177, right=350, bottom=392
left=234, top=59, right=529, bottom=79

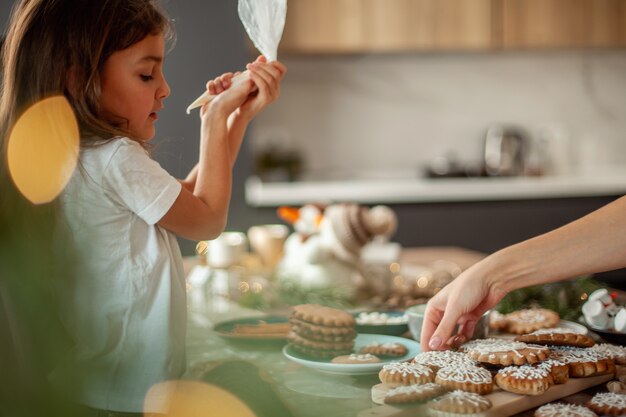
left=412, top=350, right=477, bottom=372
left=591, top=343, right=626, bottom=365
left=383, top=382, right=446, bottom=405
left=504, top=308, right=560, bottom=334
left=378, top=362, right=435, bottom=387
left=515, top=327, right=595, bottom=348
left=331, top=353, right=380, bottom=364
left=534, top=403, right=598, bottom=417
left=290, top=304, right=356, bottom=327
left=489, top=310, right=509, bottom=332
left=550, top=346, right=615, bottom=378
left=360, top=342, right=407, bottom=357
left=461, top=338, right=550, bottom=366
left=587, top=392, right=626, bottom=416
left=288, top=304, right=356, bottom=358
left=535, top=359, right=570, bottom=385
left=428, top=390, right=492, bottom=416
left=435, top=365, right=493, bottom=395
left=495, top=364, right=552, bottom=396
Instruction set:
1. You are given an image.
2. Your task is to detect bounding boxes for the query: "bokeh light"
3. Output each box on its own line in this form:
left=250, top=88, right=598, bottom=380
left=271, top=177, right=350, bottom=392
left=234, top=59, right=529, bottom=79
left=145, top=380, right=257, bottom=417
left=7, top=95, right=79, bottom=204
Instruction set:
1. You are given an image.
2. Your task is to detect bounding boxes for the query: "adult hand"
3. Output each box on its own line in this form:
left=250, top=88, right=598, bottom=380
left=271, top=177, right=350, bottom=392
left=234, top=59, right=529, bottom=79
left=419, top=260, right=506, bottom=351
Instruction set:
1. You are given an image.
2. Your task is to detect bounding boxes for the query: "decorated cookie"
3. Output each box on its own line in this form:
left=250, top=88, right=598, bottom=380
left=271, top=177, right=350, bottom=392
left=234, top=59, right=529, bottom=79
left=331, top=353, right=380, bottom=364
left=378, top=362, right=435, bottom=387
left=590, top=343, right=626, bottom=365
left=504, top=308, right=560, bottom=334
left=428, top=390, right=492, bottom=416
left=412, top=350, right=477, bottom=372
left=515, top=327, right=595, bottom=348
left=550, top=346, right=615, bottom=378
left=383, top=382, right=446, bottom=405
left=435, top=365, right=493, bottom=395
left=360, top=342, right=407, bottom=357
left=460, top=338, right=550, bottom=366
left=495, top=364, right=552, bottom=396
left=535, top=359, right=570, bottom=385
left=587, top=392, right=626, bottom=416
left=534, top=403, right=598, bottom=417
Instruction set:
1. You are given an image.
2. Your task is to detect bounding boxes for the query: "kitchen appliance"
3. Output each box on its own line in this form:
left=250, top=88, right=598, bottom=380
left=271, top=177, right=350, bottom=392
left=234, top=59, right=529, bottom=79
left=484, top=125, right=529, bottom=177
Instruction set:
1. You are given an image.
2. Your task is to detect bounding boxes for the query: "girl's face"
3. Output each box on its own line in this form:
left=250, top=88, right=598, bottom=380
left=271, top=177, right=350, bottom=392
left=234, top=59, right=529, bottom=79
left=99, top=33, right=170, bottom=140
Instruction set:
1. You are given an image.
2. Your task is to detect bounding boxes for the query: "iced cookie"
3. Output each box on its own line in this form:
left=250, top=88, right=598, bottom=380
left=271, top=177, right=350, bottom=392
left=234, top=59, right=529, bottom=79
left=331, top=353, right=380, bottom=364
left=587, top=392, right=626, bottom=416
left=534, top=403, right=598, bottom=417
left=412, top=350, right=477, bottom=372
left=515, top=327, right=595, bottom=348
left=550, top=346, right=615, bottom=378
left=383, top=382, right=446, bottom=405
left=460, top=338, right=550, bottom=366
left=378, top=362, right=435, bottom=387
left=495, top=364, right=552, bottom=396
left=535, top=359, right=570, bottom=385
left=435, top=365, right=493, bottom=395
left=428, top=390, right=492, bottom=416
left=505, top=308, right=560, bottom=334
left=590, top=343, right=626, bottom=365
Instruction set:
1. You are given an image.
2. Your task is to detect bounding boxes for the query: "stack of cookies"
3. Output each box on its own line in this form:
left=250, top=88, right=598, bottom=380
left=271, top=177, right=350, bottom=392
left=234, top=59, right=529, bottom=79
left=288, top=304, right=357, bottom=358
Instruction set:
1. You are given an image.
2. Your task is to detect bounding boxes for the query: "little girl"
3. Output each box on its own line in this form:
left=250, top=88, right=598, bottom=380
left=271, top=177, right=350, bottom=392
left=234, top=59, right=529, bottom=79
left=0, top=0, right=285, bottom=415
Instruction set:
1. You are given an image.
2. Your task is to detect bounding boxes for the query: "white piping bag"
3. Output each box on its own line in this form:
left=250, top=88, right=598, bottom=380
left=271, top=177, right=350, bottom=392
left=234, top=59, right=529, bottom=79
left=186, top=0, right=287, bottom=114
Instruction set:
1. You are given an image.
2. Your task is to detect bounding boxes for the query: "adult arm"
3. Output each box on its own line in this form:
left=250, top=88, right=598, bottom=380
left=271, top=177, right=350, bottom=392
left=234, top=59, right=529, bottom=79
left=420, top=194, right=626, bottom=351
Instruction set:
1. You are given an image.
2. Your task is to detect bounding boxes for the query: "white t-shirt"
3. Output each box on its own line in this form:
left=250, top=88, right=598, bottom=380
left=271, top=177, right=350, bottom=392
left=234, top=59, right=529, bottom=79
left=58, top=137, right=186, bottom=413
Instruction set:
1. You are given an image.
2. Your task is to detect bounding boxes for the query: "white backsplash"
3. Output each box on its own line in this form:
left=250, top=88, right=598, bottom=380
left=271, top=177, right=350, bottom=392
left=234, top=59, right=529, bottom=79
left=253, top=51, right=626, bottom=179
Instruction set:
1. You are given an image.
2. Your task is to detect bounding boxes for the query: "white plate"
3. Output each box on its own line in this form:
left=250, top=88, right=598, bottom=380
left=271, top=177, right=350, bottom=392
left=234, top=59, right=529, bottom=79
left=559, top=319, right=589, bottom=335
left=282, top=333, right=421, bottom=375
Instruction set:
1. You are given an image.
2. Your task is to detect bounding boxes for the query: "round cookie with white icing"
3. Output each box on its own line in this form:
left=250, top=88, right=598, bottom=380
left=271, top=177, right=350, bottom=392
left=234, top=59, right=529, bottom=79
left=505, top=308, right=560, bottom=334
left=515, top=327, right=595, bottom=348
left=534, top=359, right=570, bottom=385
left=412, top=350, right=477, bottom=372
left=495, top=364, right=552, bottom=396
left=428, top=390, right=492, bottom=416
left=435, top=365, right=493, bottom=395
left=534, top=403, right=598, bottom=417
left=460, top=338, right=550, bottom=366
left=587, top=392, right=626, bottom=416
left=331, top=353, right=381, bottom=364
left=550, top=346, right=615, bottom=378
left=383, top=382, right=446, bottom=405
left=590, top=343, right=626, bottom=365
left=378, top=362, right=435, bottom=387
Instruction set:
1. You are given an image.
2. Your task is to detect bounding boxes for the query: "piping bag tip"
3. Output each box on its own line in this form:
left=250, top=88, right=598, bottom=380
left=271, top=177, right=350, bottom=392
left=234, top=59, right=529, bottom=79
left=185, top=91, right=212, bottom=115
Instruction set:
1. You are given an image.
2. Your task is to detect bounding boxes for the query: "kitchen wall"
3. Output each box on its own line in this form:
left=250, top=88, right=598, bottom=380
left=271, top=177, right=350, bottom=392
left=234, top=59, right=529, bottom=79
left=253, top=51, right=626, bottom=179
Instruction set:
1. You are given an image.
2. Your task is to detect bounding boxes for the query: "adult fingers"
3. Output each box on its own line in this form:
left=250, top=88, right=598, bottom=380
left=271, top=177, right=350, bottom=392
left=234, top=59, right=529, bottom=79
left=419, top=302, right=444, bottom=350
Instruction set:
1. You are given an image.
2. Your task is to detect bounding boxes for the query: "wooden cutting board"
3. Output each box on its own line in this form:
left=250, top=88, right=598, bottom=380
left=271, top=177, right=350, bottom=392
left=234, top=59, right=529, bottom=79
left=359, top=373, right=614, bottom=417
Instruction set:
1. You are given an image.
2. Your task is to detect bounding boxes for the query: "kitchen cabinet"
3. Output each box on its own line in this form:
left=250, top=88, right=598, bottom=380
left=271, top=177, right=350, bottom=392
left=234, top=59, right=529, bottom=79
left=500, top=0, right=626, bottom=48
left=279, top=0, right=494, bottom=53
left=279, top=0, right=626, bottom=53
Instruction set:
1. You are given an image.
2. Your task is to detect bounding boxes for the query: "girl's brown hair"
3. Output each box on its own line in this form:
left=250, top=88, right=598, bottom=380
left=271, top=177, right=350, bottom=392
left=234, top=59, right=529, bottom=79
left=0, top=0, right=174, bottom=154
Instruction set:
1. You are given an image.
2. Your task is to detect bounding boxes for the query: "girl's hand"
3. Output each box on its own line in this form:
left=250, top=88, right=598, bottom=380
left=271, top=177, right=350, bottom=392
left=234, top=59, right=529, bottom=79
left=237, top=56, right=287, bottom=121
left=201, top=71, right=254, bottom=120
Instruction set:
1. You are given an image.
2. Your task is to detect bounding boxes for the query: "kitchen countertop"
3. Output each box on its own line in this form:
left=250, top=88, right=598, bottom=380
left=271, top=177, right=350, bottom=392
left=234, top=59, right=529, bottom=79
left=245, top=171, right=626, bottom=207
left=182, top=247, right=616, bottom=417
